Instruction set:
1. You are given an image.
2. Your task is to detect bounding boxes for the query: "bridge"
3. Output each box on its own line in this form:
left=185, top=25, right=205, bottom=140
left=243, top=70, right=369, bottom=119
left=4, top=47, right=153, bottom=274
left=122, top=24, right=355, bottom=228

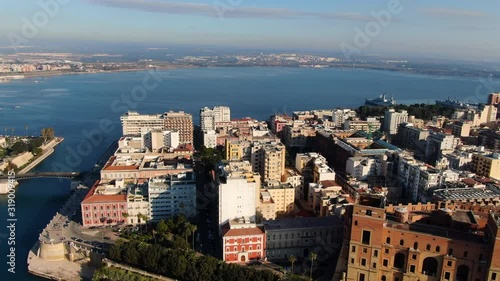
left=0, top=172, right=88, bottom=181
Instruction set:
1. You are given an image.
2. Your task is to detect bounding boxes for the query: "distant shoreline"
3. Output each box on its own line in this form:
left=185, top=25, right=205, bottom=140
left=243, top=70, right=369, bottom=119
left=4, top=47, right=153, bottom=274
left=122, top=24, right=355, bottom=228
left=0, top=64, right=196, bottom=82
left=0, top=63, right=497, bottom=83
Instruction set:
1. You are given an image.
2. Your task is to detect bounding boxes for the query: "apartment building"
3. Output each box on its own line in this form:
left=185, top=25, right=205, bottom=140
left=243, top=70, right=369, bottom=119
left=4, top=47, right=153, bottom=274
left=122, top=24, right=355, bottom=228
left=147, top=172, right=197, bottom=222
left=121, top=111, right=164, bottom=136
left=164, top=111, right=193, bottom=144
left=471, top=153, right=500, bottom=179
left=200, top=106, right=231, bottom=131
left=384, top=109, right=408, bottom=135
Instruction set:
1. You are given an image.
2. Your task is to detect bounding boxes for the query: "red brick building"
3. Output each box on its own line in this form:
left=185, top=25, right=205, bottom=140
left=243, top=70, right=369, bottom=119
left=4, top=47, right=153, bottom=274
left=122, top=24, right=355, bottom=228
left=81, top=180, right=128, bottom=227
left=222, top=219, right=266, bottom=263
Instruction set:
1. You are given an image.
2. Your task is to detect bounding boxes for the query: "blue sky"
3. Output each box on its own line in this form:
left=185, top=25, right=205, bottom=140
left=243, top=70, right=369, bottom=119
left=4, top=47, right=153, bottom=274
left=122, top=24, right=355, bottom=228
left=1, top=0, right=499, bottom=60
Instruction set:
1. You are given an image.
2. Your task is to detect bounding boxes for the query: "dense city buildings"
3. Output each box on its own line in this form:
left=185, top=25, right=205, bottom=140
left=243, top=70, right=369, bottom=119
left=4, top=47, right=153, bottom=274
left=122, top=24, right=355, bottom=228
left=471, top=153, right=500, bottom=179
left=163, top=111, right=194, bottom=144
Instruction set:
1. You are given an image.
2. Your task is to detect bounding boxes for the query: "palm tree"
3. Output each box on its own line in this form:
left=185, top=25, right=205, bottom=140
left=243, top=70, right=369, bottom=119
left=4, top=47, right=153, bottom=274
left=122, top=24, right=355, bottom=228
left=137, top=213, right=148, bottom=232
left=288, top=255, right=297, bottom=275
left=186, top=223, right=197, bottom=250
left=309, top=252, right=317, bottom=281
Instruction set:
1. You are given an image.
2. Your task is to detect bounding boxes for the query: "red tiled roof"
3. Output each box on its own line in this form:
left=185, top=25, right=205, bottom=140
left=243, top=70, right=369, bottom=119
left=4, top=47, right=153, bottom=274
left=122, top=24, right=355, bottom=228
left=104, top=165, right=139, bottom=171
left=223, top=227, right=264, bottom=237
left=81, top=181, right=127, bottom=204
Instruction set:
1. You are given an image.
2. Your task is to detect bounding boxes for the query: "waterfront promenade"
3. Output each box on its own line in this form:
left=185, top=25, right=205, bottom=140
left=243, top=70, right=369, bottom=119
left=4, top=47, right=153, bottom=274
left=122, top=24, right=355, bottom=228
left=19, top=137, right=63, bottom=174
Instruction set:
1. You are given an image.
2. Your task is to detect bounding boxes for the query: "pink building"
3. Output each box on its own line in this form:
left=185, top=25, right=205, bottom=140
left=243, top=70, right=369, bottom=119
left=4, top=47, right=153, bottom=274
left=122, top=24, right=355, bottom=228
left=81, top=180, right=128, bottom=227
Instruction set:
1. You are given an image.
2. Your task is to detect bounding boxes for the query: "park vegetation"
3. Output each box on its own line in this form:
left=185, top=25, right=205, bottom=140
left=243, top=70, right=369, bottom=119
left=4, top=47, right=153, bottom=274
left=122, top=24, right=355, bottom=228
left=108, top=240, right=279, bottom=281
left=357, top=103, right=456, bottom=121
left=92, top=266, right=158, bottom=281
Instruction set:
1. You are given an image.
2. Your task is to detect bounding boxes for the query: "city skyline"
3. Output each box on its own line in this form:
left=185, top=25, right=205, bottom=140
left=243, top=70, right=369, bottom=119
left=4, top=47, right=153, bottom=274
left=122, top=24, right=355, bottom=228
left=1, top=1, right=500, bottom=61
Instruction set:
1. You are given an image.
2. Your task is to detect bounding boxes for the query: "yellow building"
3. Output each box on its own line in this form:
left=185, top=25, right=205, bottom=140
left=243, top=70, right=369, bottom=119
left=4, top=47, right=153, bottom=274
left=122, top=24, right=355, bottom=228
left=471, top=153, right=500, bottom=179
left=225, top=139, right=244, bottom=161
left=262, top=181, right=295, bottom=215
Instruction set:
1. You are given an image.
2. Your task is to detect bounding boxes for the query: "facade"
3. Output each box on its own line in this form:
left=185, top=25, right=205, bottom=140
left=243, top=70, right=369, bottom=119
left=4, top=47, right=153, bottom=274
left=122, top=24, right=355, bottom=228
left=262, top=181, right=295, bottom=215
left=449, top=122, right=472, bottom=138
left=343, top=118, right=381, bottom=132
left=217, top=161, right=260, bottom=227
left=121, top=111, right=164, bottom=136
left=339, top=203, right=500, bottom=281
left=164, top=111, right=193, bottom=144
left=258, top=191, right=276, bottom=220
left=471, top=153, right=500, bottom=179
left=141, top=129, right=165, bottom=151
left=200, top=106, right=230, bottom=131
left=384, top=109, right=408, bottom=135
left=81, top=180, right=128, bottom=227
left=254, top=141, right=286, bottom=182
left=395, top=123, right=429, bottom=151
left=203, top=129, right=218, bottom=148
left=147, top=172, right=197, bottom=222
left=126, top=182, right=149, bottom=224
left=346, top=156, right=383, bottom=180
left=425, top=132, right=460, bottom=165
left=222, top=219, right=266, bottom=263
left=281, top=122, right=317, bottom=149
left=264, top=216, right=343, bottom=260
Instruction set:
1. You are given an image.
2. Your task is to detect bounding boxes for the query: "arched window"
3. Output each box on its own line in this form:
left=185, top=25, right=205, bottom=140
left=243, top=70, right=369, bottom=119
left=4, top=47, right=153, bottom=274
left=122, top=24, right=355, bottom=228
left=381, top=276, right=386, bottom=281
left=456, top=265, right=470, bottom=281
left=448, top=248, right=453, bottom=256
left=426, top=244, right=431, bottom=251
left=436, top=246, right=440, bottom=253
left=422, top=257, right=438, bottom=276
left=413, top=242, right=418, bottom=250
left=463, top=251, right=468, bottom=258
left=399, top=239, right=404, bottom=246
left=386, top=237, right=391, bottom=244
left=394, top=253, right=405, bottom=269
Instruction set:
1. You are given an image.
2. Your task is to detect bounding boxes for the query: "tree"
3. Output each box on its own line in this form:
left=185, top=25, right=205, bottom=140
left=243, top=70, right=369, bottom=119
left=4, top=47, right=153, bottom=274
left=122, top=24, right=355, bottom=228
left=309, top=252, right=317, bottom=281
left=288, top=255, right=297, bottom=275
left=41, top=127, right=55, bottom=141
left=156, top=219, right=169, bottom=234
left=11, top=141, right=28, bottom=154
left=137, top=213, right=149, bottom=232
left=186, top=223, right=197, bottom=250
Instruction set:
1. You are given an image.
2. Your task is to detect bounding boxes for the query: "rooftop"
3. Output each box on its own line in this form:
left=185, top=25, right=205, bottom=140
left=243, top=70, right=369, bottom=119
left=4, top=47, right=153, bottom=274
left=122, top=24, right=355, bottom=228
left=263, top=216, right=341, bottom=231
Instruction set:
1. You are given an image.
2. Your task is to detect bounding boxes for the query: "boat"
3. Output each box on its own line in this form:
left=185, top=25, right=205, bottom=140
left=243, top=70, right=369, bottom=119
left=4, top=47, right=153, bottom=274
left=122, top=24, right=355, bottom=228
left=364, top=93, right=396, bottom=107
left=435, top=97, right=479, bottom=109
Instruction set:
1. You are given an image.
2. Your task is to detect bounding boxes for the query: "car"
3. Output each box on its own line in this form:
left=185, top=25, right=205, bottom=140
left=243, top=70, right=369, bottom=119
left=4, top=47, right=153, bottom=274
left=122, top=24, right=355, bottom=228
left=76, top=239, right=83, bottom=243
left=71, top=237, right=77, bottom=241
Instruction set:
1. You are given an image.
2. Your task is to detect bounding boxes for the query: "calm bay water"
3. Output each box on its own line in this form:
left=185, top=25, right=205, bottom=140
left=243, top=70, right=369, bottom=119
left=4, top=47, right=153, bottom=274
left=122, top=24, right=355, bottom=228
left=0, top=67, right=499, bottom=280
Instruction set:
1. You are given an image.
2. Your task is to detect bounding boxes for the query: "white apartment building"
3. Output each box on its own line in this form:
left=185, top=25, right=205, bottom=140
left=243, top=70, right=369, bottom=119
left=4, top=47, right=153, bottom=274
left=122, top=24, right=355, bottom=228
left=121, top=111, right=164, bottom=136
left=203, top=129, right=217, bottom=148
left=200, top=106, right=231, bottom=131
left=163, top=130, right=180, bottom=149
left=346, top=156, right=383, bottom=180
left=148, top=172, right=197, bottom=222
left=384, top=109, right=408, bottom=135
left=217, top=161, right=259, bottom=228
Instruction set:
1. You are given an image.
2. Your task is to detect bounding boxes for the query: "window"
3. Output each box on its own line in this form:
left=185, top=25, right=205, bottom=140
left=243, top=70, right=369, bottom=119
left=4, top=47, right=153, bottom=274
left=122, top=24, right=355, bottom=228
left=363, top=248, right=367, bottom=253
left=351, top=258, right=354, bottom=264
left=361, top=258, right=366, bottom=266
left=444, top=272, right=450, bottom=280
left=413, top=242, right=418, bottom=250
left=394, top=253, right=405, bottom=269
left=385, top=249, right=389, bottom=254
left=352, top=246, right=356, bottom=252
left=395, top=277, right=400, bottom=281
left=374, top=250, right=378, bottom=257
left=410, top=265, right=416, bottom=273
left=362, top=230, right=371, bottom=245
left=447, top=261, right=452, bottom=267
left=448, top=249, right=453, bottom=256
left=359, top=273, right=365, bottom=281
left=381, top=276, right=386, bottom=281
left=366, top=210, right=372, bottom=216
left=399, top=239, right=404, bottom=246
left=436, top=246, right=440, bottom=253
left=492, top=272, right=497, bottom=280
left=383, top=259, right=388, bottom=267
left=355, top=220, right=358, bottom=226
left=411, top=254, right=417, bottom=260
left=386, top=237, right=391, bottom=244
left=372, top=262, right=376, bottom=268
left=426, top=244, right=431, bottom=251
